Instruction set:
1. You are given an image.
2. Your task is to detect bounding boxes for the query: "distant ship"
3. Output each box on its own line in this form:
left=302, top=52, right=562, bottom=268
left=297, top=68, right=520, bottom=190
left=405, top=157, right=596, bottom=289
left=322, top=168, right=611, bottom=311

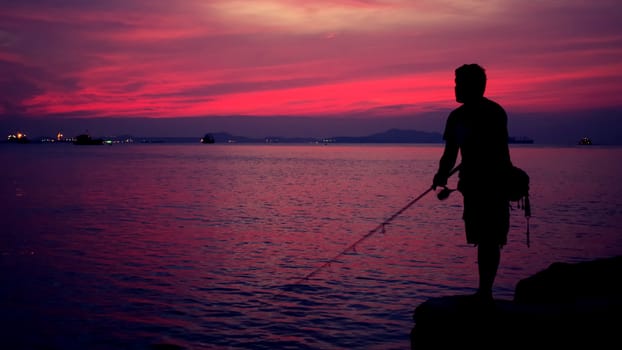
left=74, top=134, right=104, bottom=145
left=578, top=137, right=593, bottom=145
left=200, top=134, right=215, bottom=144
left=7, top=132, right=31, bottom=144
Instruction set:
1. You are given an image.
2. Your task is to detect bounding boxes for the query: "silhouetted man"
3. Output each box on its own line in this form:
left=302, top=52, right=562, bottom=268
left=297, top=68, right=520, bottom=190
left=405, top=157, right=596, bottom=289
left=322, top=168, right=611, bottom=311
left=433, top=64, right=512, bottom=302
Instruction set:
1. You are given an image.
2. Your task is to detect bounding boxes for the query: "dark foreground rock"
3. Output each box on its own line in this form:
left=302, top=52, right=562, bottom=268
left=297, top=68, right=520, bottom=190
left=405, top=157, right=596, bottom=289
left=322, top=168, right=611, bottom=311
left=411, top=255, right=622, bottom=349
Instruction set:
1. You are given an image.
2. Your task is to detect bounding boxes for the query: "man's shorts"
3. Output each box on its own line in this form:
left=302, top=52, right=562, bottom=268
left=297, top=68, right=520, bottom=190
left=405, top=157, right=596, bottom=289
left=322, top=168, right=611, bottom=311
left=462, top=193, right=510, bottom=246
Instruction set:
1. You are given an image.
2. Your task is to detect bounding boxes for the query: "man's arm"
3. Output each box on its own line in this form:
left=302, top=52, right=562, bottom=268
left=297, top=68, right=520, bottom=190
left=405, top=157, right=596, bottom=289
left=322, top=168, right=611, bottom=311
left=433, top=141, right=459, bottom=189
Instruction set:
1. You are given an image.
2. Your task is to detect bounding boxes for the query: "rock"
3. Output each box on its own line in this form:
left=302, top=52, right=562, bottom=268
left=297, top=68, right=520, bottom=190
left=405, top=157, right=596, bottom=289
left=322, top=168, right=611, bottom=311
left=411, top=255, right=622, bottom=349
left=514, top=255, right=622, bottom=303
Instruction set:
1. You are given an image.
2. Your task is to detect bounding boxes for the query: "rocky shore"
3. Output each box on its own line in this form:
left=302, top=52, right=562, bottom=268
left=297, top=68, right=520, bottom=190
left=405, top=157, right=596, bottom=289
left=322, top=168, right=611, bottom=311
left=411, top=255, right=622, bottom=349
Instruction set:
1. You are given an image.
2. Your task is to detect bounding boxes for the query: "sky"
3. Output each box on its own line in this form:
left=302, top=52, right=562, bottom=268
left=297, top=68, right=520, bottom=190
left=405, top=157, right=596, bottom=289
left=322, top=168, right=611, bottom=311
left=1, top=0, right=621, bottom=143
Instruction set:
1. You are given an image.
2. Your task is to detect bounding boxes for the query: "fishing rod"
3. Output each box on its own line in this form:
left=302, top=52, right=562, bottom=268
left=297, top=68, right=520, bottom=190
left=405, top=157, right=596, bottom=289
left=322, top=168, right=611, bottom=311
left=277, top=164, right=461, bottom=294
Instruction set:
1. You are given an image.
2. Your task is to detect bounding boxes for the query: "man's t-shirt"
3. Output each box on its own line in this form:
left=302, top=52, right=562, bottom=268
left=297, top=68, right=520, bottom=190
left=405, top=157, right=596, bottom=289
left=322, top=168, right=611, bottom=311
left=443, top=97, right=511, bottom=192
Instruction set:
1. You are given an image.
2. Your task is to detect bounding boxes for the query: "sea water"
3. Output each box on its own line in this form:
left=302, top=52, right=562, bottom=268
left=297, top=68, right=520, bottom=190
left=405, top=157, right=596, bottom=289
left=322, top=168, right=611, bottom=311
left=1, top=143, right=622, bottom=349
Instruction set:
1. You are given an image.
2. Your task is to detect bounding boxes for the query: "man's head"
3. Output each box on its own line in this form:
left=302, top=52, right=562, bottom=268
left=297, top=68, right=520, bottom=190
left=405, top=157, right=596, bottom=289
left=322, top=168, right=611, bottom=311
left=455, top=64, right=486, bottom=103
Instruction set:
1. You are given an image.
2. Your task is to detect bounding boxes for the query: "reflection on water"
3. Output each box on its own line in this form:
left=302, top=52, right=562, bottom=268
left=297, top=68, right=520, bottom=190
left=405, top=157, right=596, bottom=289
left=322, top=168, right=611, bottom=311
left=1, top=143, right=621, bottom=349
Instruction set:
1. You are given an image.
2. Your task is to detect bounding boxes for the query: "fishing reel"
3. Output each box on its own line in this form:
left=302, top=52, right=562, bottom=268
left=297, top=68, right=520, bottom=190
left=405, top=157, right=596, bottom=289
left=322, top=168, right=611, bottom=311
left=436, top=186, right=457, bottom=201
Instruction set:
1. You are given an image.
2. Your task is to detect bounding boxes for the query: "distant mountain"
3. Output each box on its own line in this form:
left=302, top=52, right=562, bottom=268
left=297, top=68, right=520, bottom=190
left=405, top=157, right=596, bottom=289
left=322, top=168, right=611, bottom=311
left=333, top=128, right=443, bottom=143
left=151, top=129, right=444, bottom=144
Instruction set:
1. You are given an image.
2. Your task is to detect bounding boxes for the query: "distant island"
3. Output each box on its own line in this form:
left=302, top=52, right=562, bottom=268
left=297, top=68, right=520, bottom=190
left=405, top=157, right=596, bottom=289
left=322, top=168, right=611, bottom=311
left=332, top=129, right=443, bottom=143
left=4, top=129, right=535, bottom=145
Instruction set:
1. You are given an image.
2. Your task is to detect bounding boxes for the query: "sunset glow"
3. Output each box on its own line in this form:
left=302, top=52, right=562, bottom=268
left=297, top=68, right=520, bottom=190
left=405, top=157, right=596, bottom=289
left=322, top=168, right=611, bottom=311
left=1, top=0, right=621, bottom=138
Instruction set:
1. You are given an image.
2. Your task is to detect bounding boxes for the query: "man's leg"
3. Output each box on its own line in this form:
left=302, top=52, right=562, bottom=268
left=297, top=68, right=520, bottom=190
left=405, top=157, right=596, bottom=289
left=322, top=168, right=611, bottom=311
left=477, top=242, right=500, bottom=299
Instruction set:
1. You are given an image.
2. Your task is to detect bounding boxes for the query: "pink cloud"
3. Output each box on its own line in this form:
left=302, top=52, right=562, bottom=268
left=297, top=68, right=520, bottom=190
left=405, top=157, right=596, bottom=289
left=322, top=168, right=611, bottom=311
left=0, top=0, right=620, bottom=121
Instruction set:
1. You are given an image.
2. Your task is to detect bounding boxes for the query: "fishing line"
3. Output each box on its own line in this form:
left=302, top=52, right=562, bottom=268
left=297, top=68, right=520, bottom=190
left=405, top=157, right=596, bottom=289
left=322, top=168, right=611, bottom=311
left=275, top=165, right=461, bottom=297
